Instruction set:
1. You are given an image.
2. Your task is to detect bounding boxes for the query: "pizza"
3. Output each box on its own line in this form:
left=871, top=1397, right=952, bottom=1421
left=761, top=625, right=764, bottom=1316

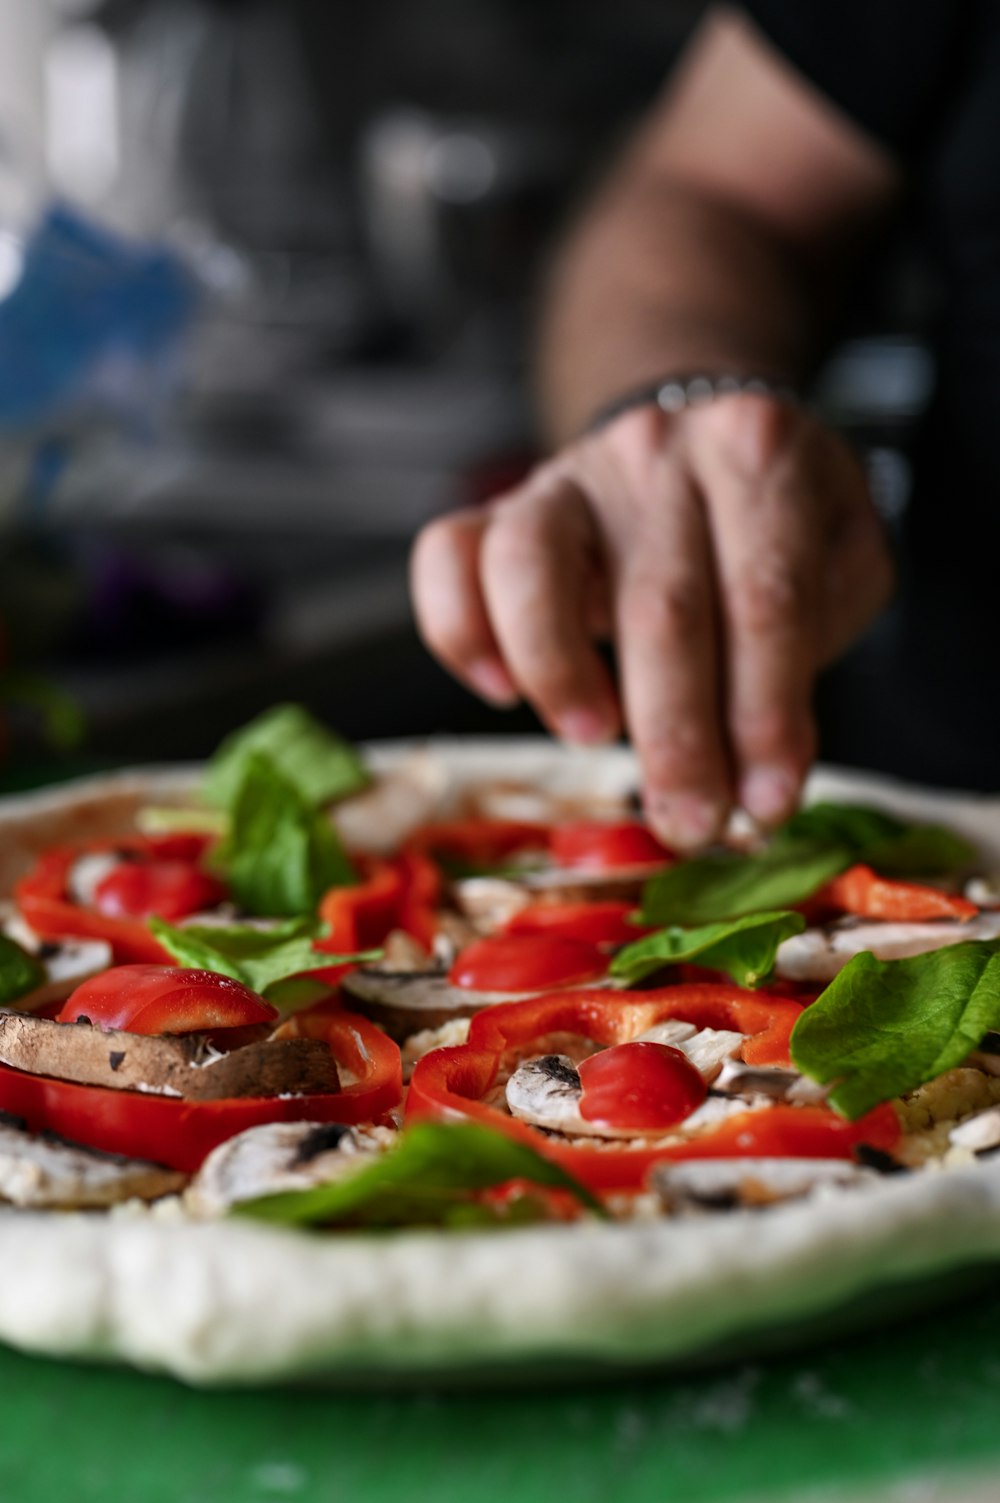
left=1, top=708, right=1000, bottom=1386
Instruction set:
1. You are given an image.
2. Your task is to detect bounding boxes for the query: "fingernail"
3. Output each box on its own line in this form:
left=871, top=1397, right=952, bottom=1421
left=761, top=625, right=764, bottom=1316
left=742, top=766, right=798, bottom=825
left=557, top=707, right=617, bottom=746
left=466, top=659, right=518, bottom=707
left=647, top=793, right=724, bottom=851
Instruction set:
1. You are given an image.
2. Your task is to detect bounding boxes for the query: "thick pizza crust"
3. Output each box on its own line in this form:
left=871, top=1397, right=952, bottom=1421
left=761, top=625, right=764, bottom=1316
left=1, top=742, right=999, bottom=1386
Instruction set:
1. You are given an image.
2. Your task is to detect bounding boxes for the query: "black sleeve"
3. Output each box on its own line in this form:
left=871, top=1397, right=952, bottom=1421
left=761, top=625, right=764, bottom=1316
left=738, top=0, right=967, bottom=157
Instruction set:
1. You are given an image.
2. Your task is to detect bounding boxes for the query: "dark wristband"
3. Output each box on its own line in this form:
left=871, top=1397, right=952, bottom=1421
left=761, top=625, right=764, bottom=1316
left=584, top=371, right=799, bottom=434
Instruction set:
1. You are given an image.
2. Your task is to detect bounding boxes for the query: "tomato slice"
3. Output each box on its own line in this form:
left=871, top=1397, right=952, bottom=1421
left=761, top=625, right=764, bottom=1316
left=578, top=1041, right=706, bottom=1131
left=549, top=821, right=672, bottom=871
left=56, top=965, right=277, bottom=1035
left=503, top=900, right=653, bottom=947
left=448, top=933, right=607, bottom=991
left=93, top=860, right=228, bottom=923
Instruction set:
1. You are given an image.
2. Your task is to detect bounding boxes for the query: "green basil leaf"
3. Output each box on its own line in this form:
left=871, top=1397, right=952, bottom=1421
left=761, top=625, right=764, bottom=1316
left=790, top=940, right=1000, bottom=1120
left=611, top=909, right=805, bottom=989
left=864, top=825, right=978, bottom=878
left=213, top=754, right=355, bottom=917
left=774, top=803, right=903, bottom=853
left=235, top=1121, right=607, bottom=1228
left=205, top=703, right=369, bottom=811
left=640, top=844, right=848, bottom=927
left=641, top=801, right=977, bottom=927
left=149, top=915, right=376, bottom=995
left=778, top=802, right=976, bottom=876
left=0, top=935, right=46, bottom=1006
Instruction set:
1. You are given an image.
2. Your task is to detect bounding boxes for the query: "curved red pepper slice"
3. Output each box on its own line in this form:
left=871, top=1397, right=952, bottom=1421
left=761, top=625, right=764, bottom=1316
left=819, top=864, right=978, bottom=923
left=0, top=1004, right=402, bottom=1173
left=317, top=858, right=405, bottom=953
left=14, top=833, right=214, bottom=965
left=395, top=851, right=442, bottom=948
left=271, top=1002, right=403, bottom=1124
left=406, top=985, right=898, bottom=1193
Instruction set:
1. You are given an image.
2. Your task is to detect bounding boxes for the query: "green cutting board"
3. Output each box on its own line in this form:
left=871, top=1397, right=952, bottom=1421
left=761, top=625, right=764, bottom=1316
left=1, top=1282, right=999, bottom=1503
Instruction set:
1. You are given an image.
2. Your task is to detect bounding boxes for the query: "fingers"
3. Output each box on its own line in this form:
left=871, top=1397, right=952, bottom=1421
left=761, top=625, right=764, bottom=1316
left=609, top=476, right=733, bottom=849
left=478, top=473, right=622, bottom=743
left=410, top=510, right=517, bottom=705
left=693, top=397, right=821, bottom=825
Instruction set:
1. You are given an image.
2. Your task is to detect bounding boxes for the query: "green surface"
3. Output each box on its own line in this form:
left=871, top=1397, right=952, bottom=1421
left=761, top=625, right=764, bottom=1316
left=2, top=1283, right=1000, bottom=1503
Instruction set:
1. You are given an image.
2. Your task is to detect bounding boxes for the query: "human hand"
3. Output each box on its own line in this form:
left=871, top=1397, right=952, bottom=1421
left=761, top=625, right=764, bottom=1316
left=410, top=394, right=894, bottom=848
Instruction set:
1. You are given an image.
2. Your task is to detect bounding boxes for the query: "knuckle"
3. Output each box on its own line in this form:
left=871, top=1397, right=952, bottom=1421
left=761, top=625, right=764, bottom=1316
left=522, top=646, right=590, bottom=711
left=729, top=560, right=810, bottom=635
left=692, top=393, right=791, bottom=476
left=736, top=704, right=813, bottom=764
left=638, top=724, right=717, bottom=789
left=623, top=575, right=708, bottom=645
left=482, top=506, right=555, bottom=575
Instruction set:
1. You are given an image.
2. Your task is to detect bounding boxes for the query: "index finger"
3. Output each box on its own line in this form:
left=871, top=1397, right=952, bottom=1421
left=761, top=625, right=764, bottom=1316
left=610, top=479, right=732, bottom=849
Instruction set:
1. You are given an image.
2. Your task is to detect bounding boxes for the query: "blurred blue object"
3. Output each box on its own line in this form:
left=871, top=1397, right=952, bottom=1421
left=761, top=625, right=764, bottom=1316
left=0, top=202, right=197, bottom=516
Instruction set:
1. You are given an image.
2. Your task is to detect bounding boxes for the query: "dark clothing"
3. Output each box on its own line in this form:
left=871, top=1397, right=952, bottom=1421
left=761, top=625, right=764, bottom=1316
left=741, top=1, right=1000, bottom=789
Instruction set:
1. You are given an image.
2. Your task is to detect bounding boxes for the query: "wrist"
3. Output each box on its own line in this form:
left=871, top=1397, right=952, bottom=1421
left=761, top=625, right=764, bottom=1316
left=583, top=370, right=798, bottom=436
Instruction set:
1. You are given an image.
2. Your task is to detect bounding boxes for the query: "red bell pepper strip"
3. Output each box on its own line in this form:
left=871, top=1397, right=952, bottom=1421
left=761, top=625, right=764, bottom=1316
left=14, top=833, right=213, bottom=965
left=819, top=864, right=977, bottom=922
left=0, top=1005, right=402, bottom=1173
left=654, top=1103, right=901, bottom=1161
left=406, top=985, right=898, bottom=1193
left=270, top=1002, right=403, bottom=1123
left=317, top=858, right=405, bottom=953
left=394, top=850, right=442, bottom=948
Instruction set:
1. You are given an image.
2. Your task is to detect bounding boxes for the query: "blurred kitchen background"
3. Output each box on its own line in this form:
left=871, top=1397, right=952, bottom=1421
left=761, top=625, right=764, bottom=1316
left=0, top=0, right=933, bottom=769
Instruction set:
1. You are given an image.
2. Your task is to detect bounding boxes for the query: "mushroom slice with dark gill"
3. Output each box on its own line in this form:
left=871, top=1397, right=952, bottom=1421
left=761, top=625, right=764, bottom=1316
left=340, top=967, right=534, bottom=1041
left=950, top=1107, right=1000, bottom=1153
left=776, top=911, right=1000, bottom=984
left=186, top=1121, right=395, bottom=1216
left=652, top=1157, right=874, bottom=1215
left=1, top=907, right=113, bottom=1014
left=0, top=1111, right=185, bottom=1208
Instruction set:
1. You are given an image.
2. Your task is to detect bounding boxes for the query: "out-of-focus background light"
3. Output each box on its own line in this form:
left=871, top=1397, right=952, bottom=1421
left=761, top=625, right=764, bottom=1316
left=0, top=0, right=934, bottom=767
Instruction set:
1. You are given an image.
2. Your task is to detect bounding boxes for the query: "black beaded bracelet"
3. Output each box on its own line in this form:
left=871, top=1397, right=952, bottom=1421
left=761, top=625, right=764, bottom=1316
left=584, top=372, right=799, bottom=433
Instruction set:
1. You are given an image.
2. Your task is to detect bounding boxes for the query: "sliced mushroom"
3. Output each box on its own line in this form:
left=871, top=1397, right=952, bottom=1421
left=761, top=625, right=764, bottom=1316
left=713, top=1059, right=829, bottom=1105
left=505, top=1054, right=596, bottom=1135
left=0, top=909, right=114, bottom=1014
left=776, top=910, right=1000, bottom=983
left=331, top=753, right=449, bottom=855
left=452, top=867, right=653, bottom=931
left=0, top=1110, right=185, bottom=1208
left=341, top=967, right=532, bottom=1041
left=966, top=875, right=1000, bottom=909
left=186, top=1120, right=395, bottom=1216
left=652, top=1156, right=874, bottom=1214
left=66, top=850, right=124, bottom=906
left=0, top=1010, right=340, bottom=1100
left=949, top=1107, right=1000, bottom=1153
